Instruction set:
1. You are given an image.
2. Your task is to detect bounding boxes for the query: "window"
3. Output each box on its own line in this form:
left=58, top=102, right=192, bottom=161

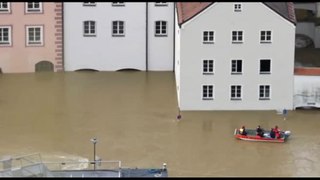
left=26, top=2, right=42, bottom=13
left=0, top=26, right=11, bottom=46
left=83, top=2, right=96, bottom=6
left=26, top=26, right=43, bottom=46
left=260, top=59, right=271, bottom=74
left=259, top=85, right=270, bottom=100
left=112, top=21, right=125, bottom=37
left=231, top=59, right=242, bottom=74
left=231, top=85, right=242, bottom=100
left=155, top=2, right=168, bottom=6
left=203, top=85, right=214, bottom=100
left=232, top=31, right=243, bottom=43
left=83, top=21, right=96, bottom=36
left=203, top=31, right=214, bottom=44
left=155, top=21, right=167, bottom=36
left=112, top=2, right=125, bottom=6
left=203, top=60, right=214, bottom=74
left=260, top=31, right=272, bottom=43
left=234, top=3, right=242, bottom=12
left=0, top=2, right=10, bottom=13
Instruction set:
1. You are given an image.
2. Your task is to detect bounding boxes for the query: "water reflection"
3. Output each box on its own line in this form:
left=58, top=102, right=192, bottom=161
left=0, top=72, right=320, bottom=177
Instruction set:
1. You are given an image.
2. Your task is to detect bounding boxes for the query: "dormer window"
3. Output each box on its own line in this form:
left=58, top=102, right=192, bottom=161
left=234, top=3, right=242, bottom=12
left=155, top=2, right=168, bottom=6
left=83, top=2, right=96, bottom=6
left=112, top=2, right=125, bottom=6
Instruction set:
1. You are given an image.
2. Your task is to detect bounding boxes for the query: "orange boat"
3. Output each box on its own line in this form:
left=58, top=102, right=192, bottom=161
left=234, top=128, right=291, bottom=143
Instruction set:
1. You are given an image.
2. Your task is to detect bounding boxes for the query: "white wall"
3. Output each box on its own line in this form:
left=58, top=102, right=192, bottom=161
left=178, top=2, right=296, bottom=110
left=147, top=2, right=174, bottom=71
left=64, top=2, right=146, bottom=71
left=294, top=75, right=320, bottom=108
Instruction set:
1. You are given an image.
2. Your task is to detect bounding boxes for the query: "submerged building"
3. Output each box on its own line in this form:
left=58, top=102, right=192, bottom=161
left=174, top=2, right=296, bottom=110
left=0, top=2, right=63, bottom=73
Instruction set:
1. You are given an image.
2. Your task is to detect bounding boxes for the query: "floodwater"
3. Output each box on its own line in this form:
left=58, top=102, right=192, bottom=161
left=0, top=71, right=320, bottom=177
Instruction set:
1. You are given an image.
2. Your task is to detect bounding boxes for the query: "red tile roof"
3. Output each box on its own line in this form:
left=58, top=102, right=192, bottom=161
left=294, top=67, right=320, bottom=76
left=176, top=2, right=212, bottom=25
left=176, top=2, right=296, bottom=26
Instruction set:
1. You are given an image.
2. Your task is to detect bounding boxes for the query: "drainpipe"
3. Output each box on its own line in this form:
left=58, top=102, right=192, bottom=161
left=62, top=2, right=64, bottom=72
left=146, top=2, right=149, bottom=71
left=173, top=2, right=176, bottom=72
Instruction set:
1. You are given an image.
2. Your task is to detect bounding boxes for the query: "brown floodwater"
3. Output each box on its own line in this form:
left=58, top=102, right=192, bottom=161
left=0, top=71, right=320, bottom=177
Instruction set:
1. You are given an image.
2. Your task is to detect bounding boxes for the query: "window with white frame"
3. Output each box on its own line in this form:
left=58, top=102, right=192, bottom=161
left=83, top=2, right=96, bottom=6
left=83, top=21, right=96, bottom=36
left=260, top=59, right=271, bottom=74
left=0, top=26, right=11, bottom=46
left=155, top=21, right=167, bottom=36
left=231, top=59, right=242, bottom=74
left=155, top=2, right=168, bottom=6
left=232, top=31, right=243, bottom=43
left=112, top=2, right=125, bottom=6
left=203, top=60, right=214, bottom=74
left=234, top=3, right=242, bottom=12
left=260, top=30, right=272, bottom=43
left=0, top=2, right=10, bottom=13
left=202, top=85, right=214, bottom=100
left=26, top=2, right=42, bottom=13
left=203, top=31, right=214, bottom=44
left=231, top=85, right=242, bottom=100
left=259, top=85, right=270, bottom=100
left=112, top=21, right=125, bottom=37
left=26, top=26, right=43, bottom=46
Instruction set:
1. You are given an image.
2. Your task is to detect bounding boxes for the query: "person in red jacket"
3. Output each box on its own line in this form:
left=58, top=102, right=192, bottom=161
left=274, top=125, right=281, bottom=139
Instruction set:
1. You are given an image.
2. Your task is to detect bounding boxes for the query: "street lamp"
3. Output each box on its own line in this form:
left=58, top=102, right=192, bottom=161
left=90, top=137, right=98, bottom=170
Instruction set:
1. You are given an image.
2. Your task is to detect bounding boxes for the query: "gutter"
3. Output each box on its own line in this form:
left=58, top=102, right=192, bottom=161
left=146, top=2, right=148, bottom=71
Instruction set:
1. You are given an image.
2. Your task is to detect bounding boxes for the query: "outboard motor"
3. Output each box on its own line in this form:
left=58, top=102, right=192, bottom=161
left=284, top=131, right=291, bottom=137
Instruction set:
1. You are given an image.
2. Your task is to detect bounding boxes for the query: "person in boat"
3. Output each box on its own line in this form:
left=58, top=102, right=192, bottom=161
left=256, top=125, right=264, bottom=137
left=274, top=125, right=281, bottom=139
left=239, top=126, right=247, bottom=136
left=270, top=128, right=276, bottom=139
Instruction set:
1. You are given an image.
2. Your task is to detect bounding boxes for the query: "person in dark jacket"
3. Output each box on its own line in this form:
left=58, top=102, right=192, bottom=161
left=270, top=128, right=276, bottom=138
left=256, top=125, right=264, bottom=137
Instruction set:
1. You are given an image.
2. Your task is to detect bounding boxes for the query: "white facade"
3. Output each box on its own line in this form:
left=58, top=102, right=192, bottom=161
left=64, top=2, right=174, bottom=71
left=176, top=3, right=296, bottom=110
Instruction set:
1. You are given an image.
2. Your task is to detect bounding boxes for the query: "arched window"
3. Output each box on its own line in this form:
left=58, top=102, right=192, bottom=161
left=35, top=61, right=54, bottom=72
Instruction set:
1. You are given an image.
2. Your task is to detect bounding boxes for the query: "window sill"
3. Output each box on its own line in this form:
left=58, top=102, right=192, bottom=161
left=202, top=98, right=214, bottom=100
left=232, top=41, right=243, bottom=44
left=231, top=72, right=242, bottom=75
left=112, top=34, right=125, bottom=37
left=203, top=41, right=214, bottom=44
left=231, top=98, right=242, bottom=101
left=155, top=4, right=168, bottom=6
left=83, top=34, right=96, bottom=37
left=203, top=72, right=214, bottom=75
left=27, top=43, right=43, bottom=47
left=155, top=34, right=168, bottom=37
left=260, top=41, right=271, bottom=44
left=259, top=98, right=270, bottom=101
left=260, top=72, right=271, bottom=75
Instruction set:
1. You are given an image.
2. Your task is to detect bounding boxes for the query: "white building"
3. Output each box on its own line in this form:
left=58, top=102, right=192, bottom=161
left=175, top=2, right=296, bottom=110
left=64, top=2, right=174, bottom=71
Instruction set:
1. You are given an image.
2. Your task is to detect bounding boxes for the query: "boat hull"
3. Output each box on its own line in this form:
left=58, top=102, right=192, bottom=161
left=234, top=128, right=290, bottom=143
